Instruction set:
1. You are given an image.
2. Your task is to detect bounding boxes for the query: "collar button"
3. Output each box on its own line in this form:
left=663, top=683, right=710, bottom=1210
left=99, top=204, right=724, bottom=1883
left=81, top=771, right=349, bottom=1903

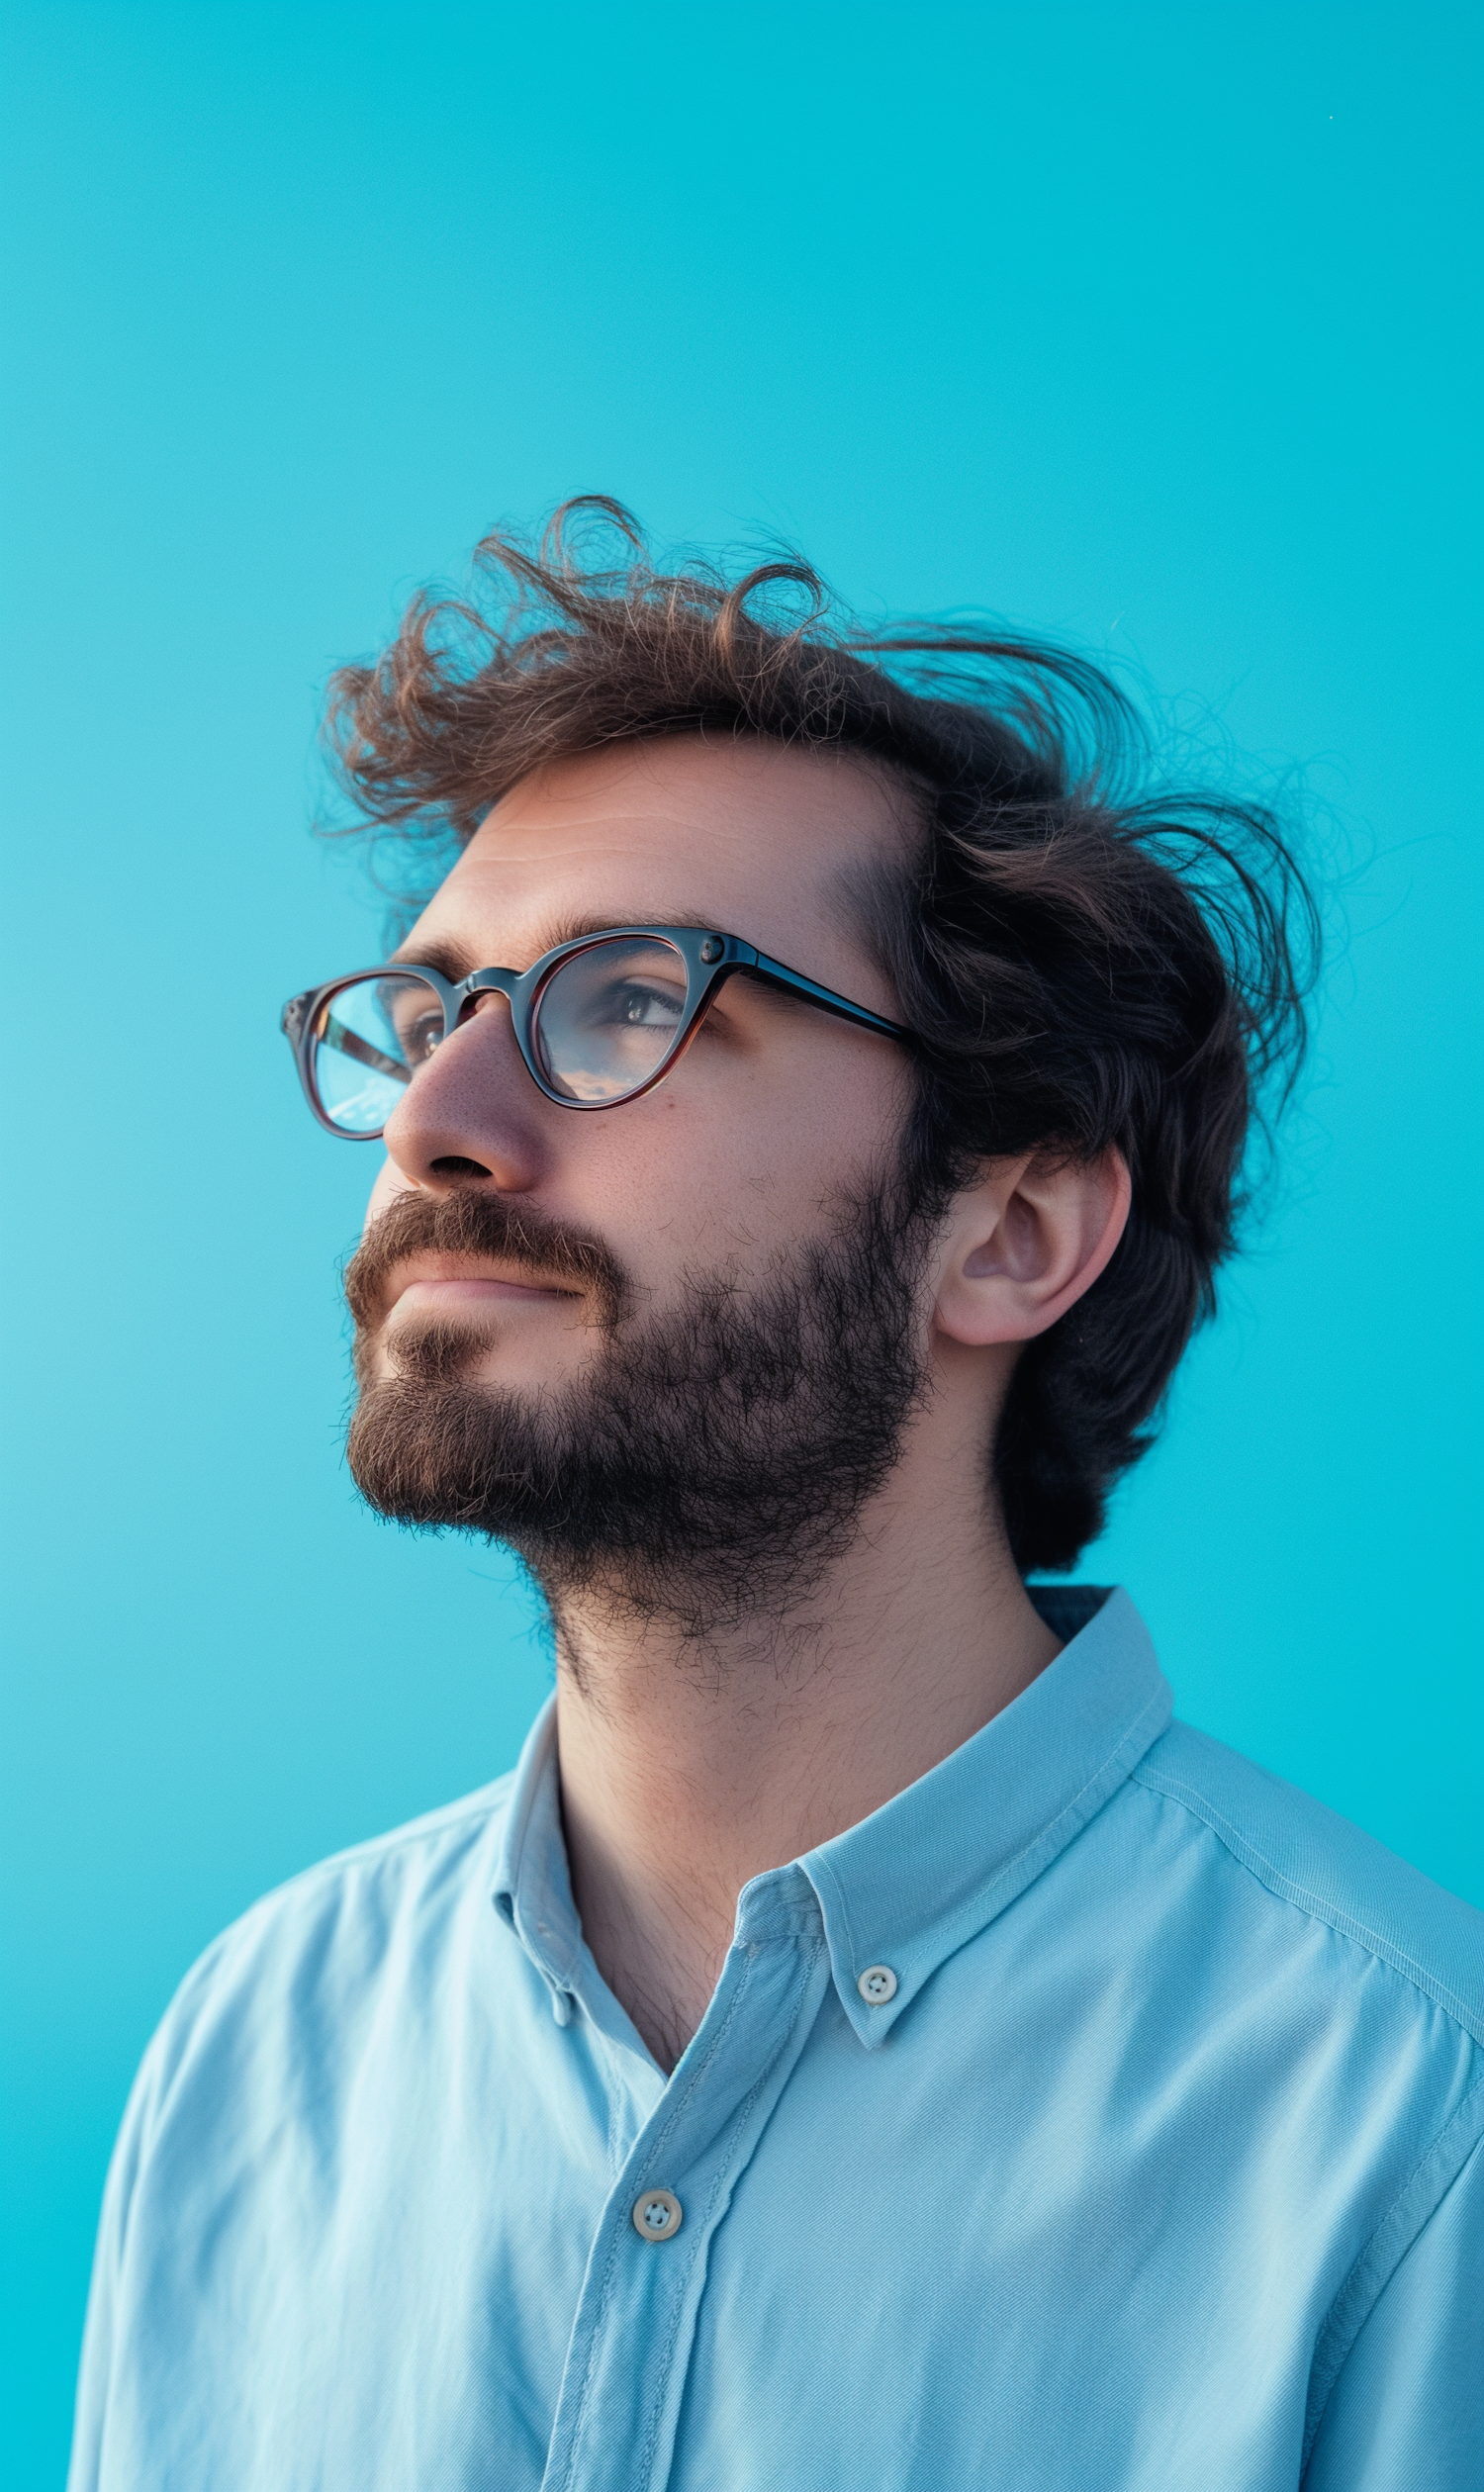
left=857, top=1964, right=898, bottom=2005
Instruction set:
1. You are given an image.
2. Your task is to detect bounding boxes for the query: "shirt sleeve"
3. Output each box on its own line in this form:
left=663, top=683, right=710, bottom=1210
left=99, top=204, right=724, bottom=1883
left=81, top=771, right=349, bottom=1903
left=65, top=2023, right=167, bottom=2492
left=1303, top=2133, right=1484, bottom=2492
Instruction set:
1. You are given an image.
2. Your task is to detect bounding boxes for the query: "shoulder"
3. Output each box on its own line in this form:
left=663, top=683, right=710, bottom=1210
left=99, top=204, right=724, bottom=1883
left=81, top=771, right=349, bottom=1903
left=223, top=1769, right=517, bottom=1950
left=137, top=1772, right=520, bottom=2118
left=1131, top=1721, right=1484, bottom=2043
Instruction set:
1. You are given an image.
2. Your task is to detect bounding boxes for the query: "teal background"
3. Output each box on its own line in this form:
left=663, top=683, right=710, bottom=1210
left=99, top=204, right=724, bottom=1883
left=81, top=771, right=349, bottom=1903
left=2, top=4, right=1480, bottom=2479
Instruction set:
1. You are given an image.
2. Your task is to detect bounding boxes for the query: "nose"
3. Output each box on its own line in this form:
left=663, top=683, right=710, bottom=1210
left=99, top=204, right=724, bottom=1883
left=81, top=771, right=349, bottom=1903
left=381, top=992, right=549, bottom=1194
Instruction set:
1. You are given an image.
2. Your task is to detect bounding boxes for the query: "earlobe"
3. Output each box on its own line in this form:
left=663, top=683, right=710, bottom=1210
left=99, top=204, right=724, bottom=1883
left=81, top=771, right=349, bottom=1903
left=935, top=1148, right=1131, bottom=1348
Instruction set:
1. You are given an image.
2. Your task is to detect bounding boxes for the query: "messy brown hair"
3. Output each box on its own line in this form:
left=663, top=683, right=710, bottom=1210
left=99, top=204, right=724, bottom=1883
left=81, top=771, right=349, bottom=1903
left=325, top=499, right=1317, bottom=1575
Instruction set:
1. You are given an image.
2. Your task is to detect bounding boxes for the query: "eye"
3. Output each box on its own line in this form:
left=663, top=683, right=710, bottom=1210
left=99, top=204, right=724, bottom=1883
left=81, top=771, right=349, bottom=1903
left=610, top=979, right=684, bottom=1029
left=389, top=1000, right=444, bottom=1061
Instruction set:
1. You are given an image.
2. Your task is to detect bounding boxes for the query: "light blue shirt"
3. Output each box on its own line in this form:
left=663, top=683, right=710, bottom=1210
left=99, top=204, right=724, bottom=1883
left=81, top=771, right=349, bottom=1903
left=70, top=1588, right=1484, bottom=2490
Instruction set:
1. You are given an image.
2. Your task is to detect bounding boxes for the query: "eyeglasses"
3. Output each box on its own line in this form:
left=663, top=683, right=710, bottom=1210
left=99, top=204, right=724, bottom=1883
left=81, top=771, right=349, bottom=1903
left=281, top=924, right=914, bottom=1139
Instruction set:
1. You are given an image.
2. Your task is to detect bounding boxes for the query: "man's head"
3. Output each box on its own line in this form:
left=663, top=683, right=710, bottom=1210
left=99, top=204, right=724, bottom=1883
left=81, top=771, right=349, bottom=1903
left=325, top=503, right=1313, bottom=1609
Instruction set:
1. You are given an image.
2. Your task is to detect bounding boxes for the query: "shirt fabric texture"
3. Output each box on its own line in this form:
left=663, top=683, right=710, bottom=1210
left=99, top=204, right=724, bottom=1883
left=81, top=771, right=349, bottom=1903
left=69, top=1587, right=1484, bottom=2489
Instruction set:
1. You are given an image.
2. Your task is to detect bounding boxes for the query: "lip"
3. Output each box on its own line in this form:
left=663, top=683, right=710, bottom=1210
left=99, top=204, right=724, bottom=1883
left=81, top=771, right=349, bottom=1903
left=379, top=1256, right=577, bottom=1324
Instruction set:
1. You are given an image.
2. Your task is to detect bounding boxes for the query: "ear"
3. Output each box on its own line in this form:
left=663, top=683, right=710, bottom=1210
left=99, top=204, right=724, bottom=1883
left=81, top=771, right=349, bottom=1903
left=932, top=1147, right=1132, bottom=1348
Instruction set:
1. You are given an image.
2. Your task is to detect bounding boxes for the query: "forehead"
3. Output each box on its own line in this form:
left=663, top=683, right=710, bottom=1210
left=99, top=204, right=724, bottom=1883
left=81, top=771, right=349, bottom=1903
left=406, top=736, right=909, bottom=979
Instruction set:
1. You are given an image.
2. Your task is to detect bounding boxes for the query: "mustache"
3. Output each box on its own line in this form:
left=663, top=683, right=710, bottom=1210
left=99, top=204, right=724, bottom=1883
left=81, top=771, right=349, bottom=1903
left=343, top=1187, right=630, bottom=1338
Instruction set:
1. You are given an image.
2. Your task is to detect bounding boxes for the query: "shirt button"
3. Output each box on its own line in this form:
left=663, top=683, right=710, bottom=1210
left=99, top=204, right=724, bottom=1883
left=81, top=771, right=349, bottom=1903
left=857, top=1964, right=898, bottom=2004
left=632, top=2187, right=684, bottom=2243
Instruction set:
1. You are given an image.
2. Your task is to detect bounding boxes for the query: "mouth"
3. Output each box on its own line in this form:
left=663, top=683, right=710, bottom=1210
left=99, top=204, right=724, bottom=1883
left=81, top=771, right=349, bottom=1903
left=376, top=1255, right=582, bottom=1329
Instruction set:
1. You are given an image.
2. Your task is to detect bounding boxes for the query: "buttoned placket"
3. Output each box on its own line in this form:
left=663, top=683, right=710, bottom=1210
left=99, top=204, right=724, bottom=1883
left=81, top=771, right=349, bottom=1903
left=537, top=1866, right=833, bottom=2492
left=486, top=1593, right=1169, bottom=2492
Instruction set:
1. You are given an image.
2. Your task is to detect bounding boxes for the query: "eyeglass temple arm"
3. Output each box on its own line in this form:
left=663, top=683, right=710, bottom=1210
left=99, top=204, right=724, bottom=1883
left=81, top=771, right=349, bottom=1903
left=744, top=950, right=912, bottom=1043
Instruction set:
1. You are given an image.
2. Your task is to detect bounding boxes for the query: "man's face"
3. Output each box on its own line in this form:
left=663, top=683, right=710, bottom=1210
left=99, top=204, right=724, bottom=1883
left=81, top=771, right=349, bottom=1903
left=345, top=736, right=932, bottom=1615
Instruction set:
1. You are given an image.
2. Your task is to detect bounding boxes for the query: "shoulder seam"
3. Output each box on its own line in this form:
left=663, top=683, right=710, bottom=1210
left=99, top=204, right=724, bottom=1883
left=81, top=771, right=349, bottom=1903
left=1131, top=1764, right=1484, bottom=2044
left=147, top=1779, right=517, bottom=2062
left=297, top=1783, right=511, bottom=1877
left=222, top=1778, right=516, bottom=1931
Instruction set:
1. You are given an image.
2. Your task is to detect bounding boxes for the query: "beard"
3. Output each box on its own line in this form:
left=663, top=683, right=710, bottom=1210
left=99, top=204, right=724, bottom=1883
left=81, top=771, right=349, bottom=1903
left=343, top=1175, right=933, bottom=1638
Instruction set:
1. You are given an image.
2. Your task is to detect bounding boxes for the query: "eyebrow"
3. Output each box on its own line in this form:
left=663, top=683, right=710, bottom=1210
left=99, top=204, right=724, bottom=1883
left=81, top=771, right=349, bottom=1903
left=391, top=914, right=722, bottom=982
left=389, top=933, right=476, bottom=981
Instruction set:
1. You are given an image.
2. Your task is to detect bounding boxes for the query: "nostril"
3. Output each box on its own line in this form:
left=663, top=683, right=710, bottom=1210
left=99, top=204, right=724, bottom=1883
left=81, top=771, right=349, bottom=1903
left=428, top=1155, right=494, bottom=1179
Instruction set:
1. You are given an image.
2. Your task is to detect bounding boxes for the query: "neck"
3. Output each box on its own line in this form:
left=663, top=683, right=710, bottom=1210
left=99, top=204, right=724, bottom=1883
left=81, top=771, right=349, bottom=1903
left=552, top=1372, right=1060, bottom=2071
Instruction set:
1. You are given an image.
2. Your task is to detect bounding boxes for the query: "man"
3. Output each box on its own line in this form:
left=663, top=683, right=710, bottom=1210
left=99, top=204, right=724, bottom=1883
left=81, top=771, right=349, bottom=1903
left=71, top=507, right=1481, bottom=2489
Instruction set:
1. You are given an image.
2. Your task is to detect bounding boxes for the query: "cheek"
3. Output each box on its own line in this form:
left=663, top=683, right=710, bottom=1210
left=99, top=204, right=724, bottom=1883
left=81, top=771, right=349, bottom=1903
left=571, top=1061, right=904, bottom=1278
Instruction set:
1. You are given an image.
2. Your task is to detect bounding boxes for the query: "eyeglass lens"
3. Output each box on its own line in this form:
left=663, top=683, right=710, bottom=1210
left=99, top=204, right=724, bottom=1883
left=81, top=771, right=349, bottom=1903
left=311, top=972, right=442, bottom=1134
left=534, top=936, right=688, bottom=1102
left=309, top=937, right=693, bottom=1132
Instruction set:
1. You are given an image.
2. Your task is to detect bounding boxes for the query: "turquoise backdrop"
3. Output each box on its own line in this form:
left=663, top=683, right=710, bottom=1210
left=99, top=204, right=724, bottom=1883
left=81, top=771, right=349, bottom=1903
left=2, top=5, right=1480, bottom=2480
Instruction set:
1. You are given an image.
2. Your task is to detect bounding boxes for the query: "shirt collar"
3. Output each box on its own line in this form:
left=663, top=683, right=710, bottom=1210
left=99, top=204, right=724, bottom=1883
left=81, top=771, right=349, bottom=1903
left=493, top=1587, right=1171, bottom=2047
left=798, top=1586, right=1170, bottom=2044
left=491, top=1700, right=583, bottom=2022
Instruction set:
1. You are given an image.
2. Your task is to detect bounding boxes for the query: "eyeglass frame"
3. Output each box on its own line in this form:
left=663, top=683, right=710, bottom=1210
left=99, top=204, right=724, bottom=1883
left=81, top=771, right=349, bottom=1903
left=281, top=923, right=915, bottom=1139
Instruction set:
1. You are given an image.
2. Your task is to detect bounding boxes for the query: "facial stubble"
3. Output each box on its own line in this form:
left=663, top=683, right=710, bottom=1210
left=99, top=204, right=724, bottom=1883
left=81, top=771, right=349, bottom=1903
left=344, top=1178, right=933, bottom=1640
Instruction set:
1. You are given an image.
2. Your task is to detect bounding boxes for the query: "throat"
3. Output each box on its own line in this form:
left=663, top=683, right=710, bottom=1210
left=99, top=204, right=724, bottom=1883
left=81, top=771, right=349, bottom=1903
left=549, top=1553, right=1063, bottom=2074
left=562, top=1821, right=734, bottom=2074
